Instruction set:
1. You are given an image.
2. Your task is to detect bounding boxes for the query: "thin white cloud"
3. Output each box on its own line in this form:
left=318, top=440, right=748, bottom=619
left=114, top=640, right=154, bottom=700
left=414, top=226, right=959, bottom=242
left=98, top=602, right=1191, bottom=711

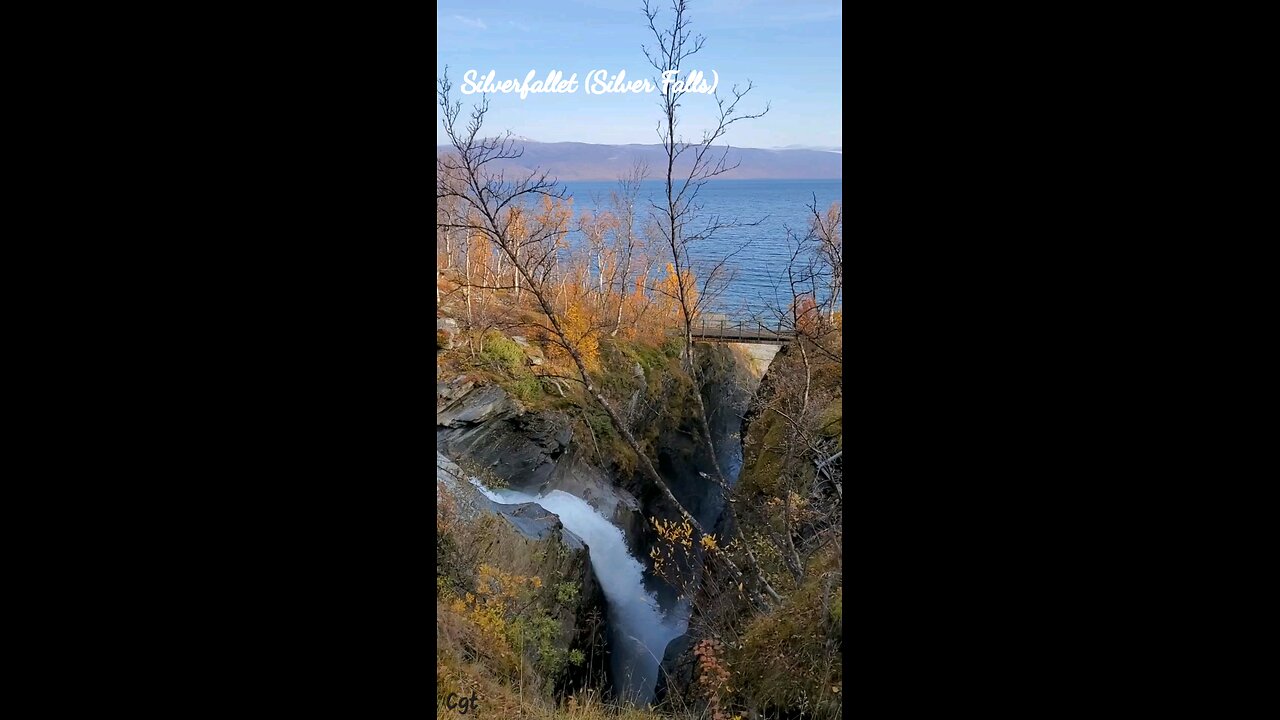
left=453, top=14, right=487, bottom=30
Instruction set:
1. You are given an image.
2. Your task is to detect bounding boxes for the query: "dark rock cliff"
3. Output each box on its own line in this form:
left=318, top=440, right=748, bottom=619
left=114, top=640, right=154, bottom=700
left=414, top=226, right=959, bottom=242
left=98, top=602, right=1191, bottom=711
left=651, top=345, right=770, bottom=707
left=437, top=384, right=647, bottom=555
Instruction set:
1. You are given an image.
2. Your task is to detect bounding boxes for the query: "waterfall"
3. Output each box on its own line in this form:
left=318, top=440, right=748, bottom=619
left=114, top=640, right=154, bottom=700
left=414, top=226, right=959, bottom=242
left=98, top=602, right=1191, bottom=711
left=471, top=481, right=686, bottom=705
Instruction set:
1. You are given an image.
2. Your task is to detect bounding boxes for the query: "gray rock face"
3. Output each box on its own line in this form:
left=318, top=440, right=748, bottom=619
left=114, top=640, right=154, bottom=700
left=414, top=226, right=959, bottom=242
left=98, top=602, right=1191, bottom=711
left=490, top=502, right=585, bottom=549
left=439, top=385, right=649, bottom=563
left=510, top=335, right=546, bottom=365
left=436, top=452, right=465, bottom=501
left=654, top=633, right=696, bottom=706
left=436, top=452, right=492, bottom=523
left=437, top=317, right=459, bottom=349
left=436, top=375, right=475, bottom=412
left=438, top=387, right=572, bottom=489
left=437, top=384, right=522, bottom=427
left=438, top=452, right=583, bottom=546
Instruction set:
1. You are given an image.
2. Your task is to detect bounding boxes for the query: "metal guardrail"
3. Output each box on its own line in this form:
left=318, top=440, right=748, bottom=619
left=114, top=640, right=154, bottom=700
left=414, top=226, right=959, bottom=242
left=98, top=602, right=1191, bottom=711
left=685, top=317, right=792, bottom=344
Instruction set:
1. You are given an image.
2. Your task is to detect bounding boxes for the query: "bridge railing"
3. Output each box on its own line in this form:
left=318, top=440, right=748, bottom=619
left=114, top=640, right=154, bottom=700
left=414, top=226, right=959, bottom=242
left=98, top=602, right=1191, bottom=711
left=691, top=316, right=790, bottom=343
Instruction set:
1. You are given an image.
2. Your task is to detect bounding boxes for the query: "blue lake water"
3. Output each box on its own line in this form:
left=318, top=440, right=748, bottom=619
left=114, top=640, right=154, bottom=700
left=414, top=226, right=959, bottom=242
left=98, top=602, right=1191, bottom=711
left=560, top=178, right=842, bottom=322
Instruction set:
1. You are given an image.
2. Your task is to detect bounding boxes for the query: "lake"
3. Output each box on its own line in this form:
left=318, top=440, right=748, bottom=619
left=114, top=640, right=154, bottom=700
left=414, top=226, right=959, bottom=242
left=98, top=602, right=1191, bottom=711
left=560, top=178, right=842, bottom=323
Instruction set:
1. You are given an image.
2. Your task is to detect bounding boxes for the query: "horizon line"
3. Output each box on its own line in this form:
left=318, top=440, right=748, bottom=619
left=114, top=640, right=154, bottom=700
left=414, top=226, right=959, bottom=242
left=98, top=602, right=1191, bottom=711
left=560, top=176, right=842, bottom=181
left=436, top=139, right=842, bottom=152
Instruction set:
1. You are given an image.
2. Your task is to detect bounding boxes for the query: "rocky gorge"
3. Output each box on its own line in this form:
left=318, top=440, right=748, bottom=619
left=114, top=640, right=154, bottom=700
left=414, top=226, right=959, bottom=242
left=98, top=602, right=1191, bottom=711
left=436, top=333, right=773, bottom=705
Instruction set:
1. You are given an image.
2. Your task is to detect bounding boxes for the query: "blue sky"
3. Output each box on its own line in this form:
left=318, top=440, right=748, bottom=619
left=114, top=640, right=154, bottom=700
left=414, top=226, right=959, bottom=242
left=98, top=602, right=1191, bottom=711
left=436, top=0, right=842, bottom=148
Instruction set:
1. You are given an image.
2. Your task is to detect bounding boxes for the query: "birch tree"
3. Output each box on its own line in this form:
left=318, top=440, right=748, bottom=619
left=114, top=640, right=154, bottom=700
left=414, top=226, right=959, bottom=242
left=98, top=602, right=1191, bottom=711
left=641, top=0, right=768, bottom=486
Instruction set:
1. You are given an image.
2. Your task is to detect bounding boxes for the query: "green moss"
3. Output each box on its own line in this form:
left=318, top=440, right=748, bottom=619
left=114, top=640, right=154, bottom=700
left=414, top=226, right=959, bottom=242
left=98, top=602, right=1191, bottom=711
left=510, top=374, right=541, bottom=403
left=458, top=330, right=556, bottom=409
left=585, top=410, right=617, bottom=445
left=817, top=403, right=842, bottom=438
left=740, top=409, right=786, bottom=497
left=631, top=342, right=670, bottom=372
left=480, top=332, right=525, bottom=373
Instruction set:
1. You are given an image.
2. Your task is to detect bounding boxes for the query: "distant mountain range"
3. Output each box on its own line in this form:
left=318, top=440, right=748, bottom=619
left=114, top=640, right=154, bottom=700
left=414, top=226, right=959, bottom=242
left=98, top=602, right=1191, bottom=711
left=436, top=140, right=841, bottom=181
left=771, top=144, right=843, bottom=153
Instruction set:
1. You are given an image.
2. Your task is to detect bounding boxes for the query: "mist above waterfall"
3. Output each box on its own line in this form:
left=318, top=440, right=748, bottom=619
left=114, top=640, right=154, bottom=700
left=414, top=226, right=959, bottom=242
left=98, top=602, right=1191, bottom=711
left=472, top=480, right=686, bottom=705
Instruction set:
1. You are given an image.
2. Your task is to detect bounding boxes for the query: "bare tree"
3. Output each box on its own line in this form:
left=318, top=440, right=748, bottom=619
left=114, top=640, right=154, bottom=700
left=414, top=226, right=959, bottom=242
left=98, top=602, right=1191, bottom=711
left=744, top=219, right=844, bottom=584
left=641, top=0, right=769, bottom=360
left=641, top=0, right=769, bottom=488
left=635, top=1, right=791, bottom=619
left=807, top=195, right=842, bottom=322
left=577, top=209, right=618, bottom=309
left=758, top=198, right=844, bottom=364
left=437, top=68, right=781, bottom=609
left=609, top=162, right=647, bottom=336
left=437, top=193, right=460, bottom=270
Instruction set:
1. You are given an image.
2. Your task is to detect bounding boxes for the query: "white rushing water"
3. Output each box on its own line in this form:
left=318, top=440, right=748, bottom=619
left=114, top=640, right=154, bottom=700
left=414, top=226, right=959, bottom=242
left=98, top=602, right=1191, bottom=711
left=471, top=480, right=686, bottom=705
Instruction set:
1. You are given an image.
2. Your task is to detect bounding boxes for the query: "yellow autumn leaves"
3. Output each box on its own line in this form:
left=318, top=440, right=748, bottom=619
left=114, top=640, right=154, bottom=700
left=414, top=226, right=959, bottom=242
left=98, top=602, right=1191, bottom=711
left=650, top=515, right=719, bottom=574
left=548, top=300, right=599, bottom=370
left=653, top=516, right=695, bottom=548
left=449, top=564, right=544, bottom=646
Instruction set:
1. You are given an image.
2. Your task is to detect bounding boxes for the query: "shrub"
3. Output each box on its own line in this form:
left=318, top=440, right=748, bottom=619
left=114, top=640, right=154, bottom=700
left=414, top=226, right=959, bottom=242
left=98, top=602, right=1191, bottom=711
left=510, top=373, right=542, bottom=403
left=555, top=581, right=579, bottom=605
left=733, top=548, right=843, bottom=720
left=585, top=410, right=617, bottom=445
left=547, top=301, right=599, bottom=371
left=661, top=335, right=684, bottom=358
left=695, top=639, right=733, bottom=720
left=505, top=610, right=571, bottom=682
left=480, top=332, right=526, bottom=374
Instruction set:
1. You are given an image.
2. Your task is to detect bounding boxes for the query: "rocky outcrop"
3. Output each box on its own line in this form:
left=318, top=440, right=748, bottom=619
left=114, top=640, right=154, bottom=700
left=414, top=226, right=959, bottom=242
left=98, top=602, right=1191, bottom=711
left=511, top=335, right=546, bottom=366
left=654, top=633, right=697, bottom=708
left=492, top=502, right=585, bottom=548
left=436, top=375, right=475, bottom=412
left=437, top=451, right=580, bottom=544
left=438, top=384, right=575, bottom=490
left=437, top=384, right=523, bottom=427
left=438, top=382, right=648, bottom=558
left=437, top=317, right=458, bottom=349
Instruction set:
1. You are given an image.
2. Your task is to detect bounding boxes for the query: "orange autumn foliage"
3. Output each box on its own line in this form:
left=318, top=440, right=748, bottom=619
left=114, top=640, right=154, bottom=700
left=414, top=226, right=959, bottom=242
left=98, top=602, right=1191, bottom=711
left=547, top=298, right=599, bottom=370
left=658, top=263, right=699, bottom=326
